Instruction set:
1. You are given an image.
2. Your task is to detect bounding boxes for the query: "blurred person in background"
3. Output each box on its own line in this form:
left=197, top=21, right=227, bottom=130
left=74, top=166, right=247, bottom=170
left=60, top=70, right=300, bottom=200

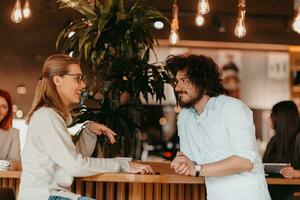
left=0, top=89, right=20, bottom=161
left=263, top=100, right=300, bottom=200
left=221, top=60, right=240, bottom=99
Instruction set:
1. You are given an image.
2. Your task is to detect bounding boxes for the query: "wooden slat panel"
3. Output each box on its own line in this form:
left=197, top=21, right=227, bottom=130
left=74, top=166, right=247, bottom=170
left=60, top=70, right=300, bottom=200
left=169, top=184, right=177, bottom=200
left=200, top=185, right=206, bottom=200
left=177, top=184, right=184, bottom=200
left=129, top=183, right=143, bottom=200
left=185, top=184, right=192, bottom=200
left=16, top=179, right=20, bottom=196
left=117, top=183, right=125, bottom=200
left=85, top=181, right=93, bottom=197
left=95, top=182, right=103, bottom=200
left=154, top=183, right=161, bottom=200
left=75, top=180, right=83, bottom=195
left=145, top=183, right=153, bottom=200
left=2, top=178, right=8, bottom=188
left=192, top=184, right=199, bottom=200
left=8, top=179, right=15, bottom=190
left=162, top=184, right=169, bottom=200
left=140, top=183, right=145, bottom=200
left=106, top=182, right=114, bottom=200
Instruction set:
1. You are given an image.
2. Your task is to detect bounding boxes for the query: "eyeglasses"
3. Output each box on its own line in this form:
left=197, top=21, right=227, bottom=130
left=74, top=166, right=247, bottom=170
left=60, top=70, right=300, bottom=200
left=64, top=73, right=86, bottom=84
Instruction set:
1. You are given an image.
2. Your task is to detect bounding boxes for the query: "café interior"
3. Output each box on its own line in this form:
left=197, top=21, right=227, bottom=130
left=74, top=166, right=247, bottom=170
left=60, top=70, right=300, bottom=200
left=1, top=0, right=300, bottom=199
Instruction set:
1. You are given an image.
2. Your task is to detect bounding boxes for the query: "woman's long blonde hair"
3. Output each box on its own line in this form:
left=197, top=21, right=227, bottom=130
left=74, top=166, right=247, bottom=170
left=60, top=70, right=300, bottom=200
left=26, top=54, right=80, bottom=124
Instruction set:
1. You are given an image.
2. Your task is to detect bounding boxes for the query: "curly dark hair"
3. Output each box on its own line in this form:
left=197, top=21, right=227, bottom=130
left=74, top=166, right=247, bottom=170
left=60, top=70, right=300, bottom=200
left=165, top=54, right=224, bottom=97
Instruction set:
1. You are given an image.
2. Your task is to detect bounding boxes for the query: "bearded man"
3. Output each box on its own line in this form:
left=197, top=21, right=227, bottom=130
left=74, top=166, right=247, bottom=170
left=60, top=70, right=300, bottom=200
left=165, top=54, right=270, bottom=200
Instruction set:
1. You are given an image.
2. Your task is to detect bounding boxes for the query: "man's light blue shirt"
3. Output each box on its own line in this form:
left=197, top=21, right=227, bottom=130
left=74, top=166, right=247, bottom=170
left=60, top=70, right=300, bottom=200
left=178, top=95, right=270, bottom=200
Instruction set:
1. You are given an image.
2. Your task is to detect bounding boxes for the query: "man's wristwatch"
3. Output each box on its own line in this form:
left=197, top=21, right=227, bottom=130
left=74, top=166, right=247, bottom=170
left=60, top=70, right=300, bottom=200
left=195, top=165, right=202, bottom=177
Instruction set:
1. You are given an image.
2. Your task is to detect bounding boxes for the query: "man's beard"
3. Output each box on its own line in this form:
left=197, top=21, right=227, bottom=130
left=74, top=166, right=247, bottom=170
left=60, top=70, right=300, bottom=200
left=178, top=91, right=203, bottom=108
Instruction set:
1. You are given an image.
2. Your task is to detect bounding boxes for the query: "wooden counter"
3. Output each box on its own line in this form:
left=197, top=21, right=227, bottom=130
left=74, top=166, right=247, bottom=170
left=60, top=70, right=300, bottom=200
left=1, top=162, right=300, bottom=200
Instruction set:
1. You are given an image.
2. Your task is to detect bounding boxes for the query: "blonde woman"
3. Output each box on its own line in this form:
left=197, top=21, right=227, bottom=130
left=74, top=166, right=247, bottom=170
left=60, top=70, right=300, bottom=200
left=18, top=54, right=153, bottom=200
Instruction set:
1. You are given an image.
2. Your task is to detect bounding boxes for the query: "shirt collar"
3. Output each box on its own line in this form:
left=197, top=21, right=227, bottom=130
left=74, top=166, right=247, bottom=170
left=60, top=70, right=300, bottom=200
left=190, top=96, right=218, bottom=119
left=205, top=96, right=217, bottom=110
left=192, top=96, right=217, bottom=112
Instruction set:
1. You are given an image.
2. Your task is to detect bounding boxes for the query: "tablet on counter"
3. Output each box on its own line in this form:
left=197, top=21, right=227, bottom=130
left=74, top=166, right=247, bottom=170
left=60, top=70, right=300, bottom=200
left=263, top=163, right=289, bottom=174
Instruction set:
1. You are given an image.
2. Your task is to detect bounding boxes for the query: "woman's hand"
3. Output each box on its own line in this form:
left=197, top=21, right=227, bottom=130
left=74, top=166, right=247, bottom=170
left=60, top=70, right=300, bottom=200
left=280, top=166, right=300, bottom=179
left=86, top=121, right=116, bottom=144
left=129, top=162, right=155, bottom=174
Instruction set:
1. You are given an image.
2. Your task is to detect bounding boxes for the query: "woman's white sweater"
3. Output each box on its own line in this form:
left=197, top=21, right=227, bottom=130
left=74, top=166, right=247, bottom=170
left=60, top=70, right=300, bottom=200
left=18, top=107, right=129, bottom=200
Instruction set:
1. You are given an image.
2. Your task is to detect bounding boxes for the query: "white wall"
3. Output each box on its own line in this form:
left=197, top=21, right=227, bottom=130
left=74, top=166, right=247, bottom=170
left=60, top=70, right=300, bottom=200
left=148, top=47, right=289, bottom=109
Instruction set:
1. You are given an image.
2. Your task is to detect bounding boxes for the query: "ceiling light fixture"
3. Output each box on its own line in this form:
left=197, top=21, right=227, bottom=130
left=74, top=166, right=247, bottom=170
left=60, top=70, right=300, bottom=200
left=195, top=13, right=205, bottom=26
left=292, top=0, right=300, bottom=34
left=234, top=0, right=247, bottom=38
left=11, top=0, right=32, bottom=23
left=197, top=0, right=210, bottom=15
left=11, top=0, right=23, bottom=23
left=169, top=0, right=180, bottom=45
left=22, top=0, right=31, bottom=19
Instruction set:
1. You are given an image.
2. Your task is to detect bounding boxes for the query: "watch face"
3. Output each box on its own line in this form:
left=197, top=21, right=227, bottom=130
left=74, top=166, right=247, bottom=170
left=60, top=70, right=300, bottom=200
left=195, top=165, right=201, bottom=171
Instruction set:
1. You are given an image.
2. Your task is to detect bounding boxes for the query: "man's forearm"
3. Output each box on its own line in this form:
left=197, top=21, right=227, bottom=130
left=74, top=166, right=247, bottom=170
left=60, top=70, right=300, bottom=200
left=200, top=155, right=254, bottom=177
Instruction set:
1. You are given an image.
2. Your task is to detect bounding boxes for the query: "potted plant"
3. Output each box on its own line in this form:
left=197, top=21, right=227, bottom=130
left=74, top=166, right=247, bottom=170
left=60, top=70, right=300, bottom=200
left=56, top=0, right=172, bottom=158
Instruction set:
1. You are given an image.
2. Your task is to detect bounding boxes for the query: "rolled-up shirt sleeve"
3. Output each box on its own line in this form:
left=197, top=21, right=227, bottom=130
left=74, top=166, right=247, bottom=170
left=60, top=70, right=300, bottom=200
left=224, top=101, right=257, bottom=163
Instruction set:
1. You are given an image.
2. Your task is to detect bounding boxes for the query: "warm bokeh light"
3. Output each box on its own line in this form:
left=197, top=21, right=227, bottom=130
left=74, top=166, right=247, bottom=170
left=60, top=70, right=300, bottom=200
left=234, top=17, right=246, bottom=38
left=198, top=0, right=210, bottom=15
left=11, top=0, right=22, bottom=23
left=154, top=21, right=164, bottom=29
left=16, top=110, right=23, bottom=118
left=234, top=0, right=246, bottom=38
left=169, top=29, right=179, bottom=45
left=195, top=13, right=205, bottom=26
left=293, top=8, right=300, bottom=34
left=169, top=0, right=180, bottom=45
left=22, top=0, right=31, bottom=18
left=159, top=117, right=168, bottom=126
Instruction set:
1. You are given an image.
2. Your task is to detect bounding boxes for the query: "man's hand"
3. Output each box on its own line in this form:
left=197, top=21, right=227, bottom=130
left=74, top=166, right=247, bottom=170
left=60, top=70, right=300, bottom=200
left=171, top=152, right=196, bottom=176
left=86, top=121, right=117, bottom=144
left=280, top=166, right=300, bottom=179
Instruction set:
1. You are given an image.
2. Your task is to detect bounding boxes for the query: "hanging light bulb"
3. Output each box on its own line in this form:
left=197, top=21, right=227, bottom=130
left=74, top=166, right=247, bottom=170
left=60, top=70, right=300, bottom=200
left=234, top=0, right=246, bottom=38
left=195, top=13, right=205, bottom=26
left=22, top=0, right=31, bottom=19
left=169, top=0, right=180, bottom=45
left=169, top=29, right=179, bottom=45
left=11, top=0, right=23, bottom=23
left=293, top=0, right=300, bottom=34
left=234, top=18, right=246, bottom=38
left=198, top=0, right=210, bottom=15
left=293, top=9, right=300, bottom=33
